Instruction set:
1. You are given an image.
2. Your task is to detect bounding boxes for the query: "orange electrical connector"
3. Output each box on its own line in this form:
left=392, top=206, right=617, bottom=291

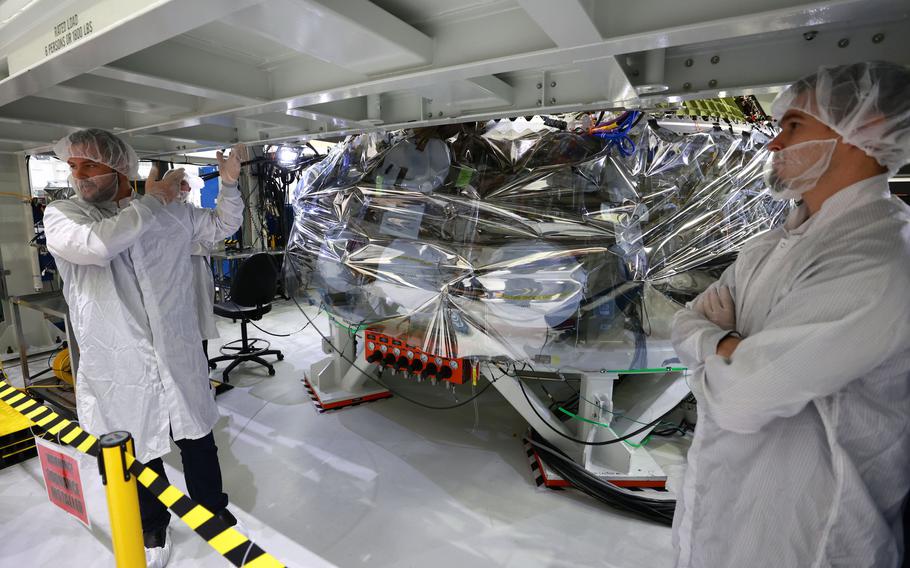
left=363, top=331, right=471, bottom=385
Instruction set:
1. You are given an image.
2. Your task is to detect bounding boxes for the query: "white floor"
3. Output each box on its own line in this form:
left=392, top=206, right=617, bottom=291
left=0, top=301, right=688, bottom=568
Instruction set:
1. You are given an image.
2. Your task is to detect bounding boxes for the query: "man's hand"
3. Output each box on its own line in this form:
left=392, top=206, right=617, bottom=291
left=716, top=335, right=742, bottom=359
left=145, top=166, right=185, bottom=205
left=216, top=143, right=246, bottom=185
left=694, top=285, right=737, bottom=331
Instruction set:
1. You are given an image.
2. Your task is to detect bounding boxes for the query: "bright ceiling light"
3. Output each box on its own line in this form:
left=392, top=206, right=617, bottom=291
left=277, top=145, right=300, bottom=167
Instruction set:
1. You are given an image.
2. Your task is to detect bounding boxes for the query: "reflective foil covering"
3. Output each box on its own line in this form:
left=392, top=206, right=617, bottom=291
left=285, top=117, right=787, bottom=372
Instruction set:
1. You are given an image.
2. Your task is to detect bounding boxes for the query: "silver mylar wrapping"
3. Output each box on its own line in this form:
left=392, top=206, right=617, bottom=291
left=284, top=117, right=787, bottom=372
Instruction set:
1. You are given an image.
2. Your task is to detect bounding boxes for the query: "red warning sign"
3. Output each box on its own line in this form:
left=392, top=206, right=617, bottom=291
left=35, top=436, right=90, bottom=527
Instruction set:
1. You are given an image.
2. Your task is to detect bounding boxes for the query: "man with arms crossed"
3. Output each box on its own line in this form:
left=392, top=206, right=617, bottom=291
left=671, top=61, right=910, bottom=567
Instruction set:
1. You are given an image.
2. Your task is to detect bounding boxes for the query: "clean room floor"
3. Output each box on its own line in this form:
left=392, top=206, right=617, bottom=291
left=0, top=300, right=687, bottom=568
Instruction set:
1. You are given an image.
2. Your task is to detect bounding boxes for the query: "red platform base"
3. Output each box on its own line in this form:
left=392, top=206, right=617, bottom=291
left=303, top=376, right=392, bottom=413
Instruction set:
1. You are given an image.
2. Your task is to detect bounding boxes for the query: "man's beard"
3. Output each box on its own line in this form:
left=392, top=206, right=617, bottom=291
left=73, top=173, right=119, bottom=203
left=762, top=138, right=837, bottom=201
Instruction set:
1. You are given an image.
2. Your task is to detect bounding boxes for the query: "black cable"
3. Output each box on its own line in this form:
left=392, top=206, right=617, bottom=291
left=517, top=377, right=663, bottom=446
left=551, top=364, right=685, bottom=432
left=541, top=116, right=568, bottom=130
left=651, top=415, right=692, bottom=437
left=46, top=347, right=59, bottom=372
left=247, top=319, right=311, bottom=338
left=530, top=442, right=675, bottom=524
left=29, top=344, right=66, bottom=381
left=28, top=367, right=54, bottom=381
left=527, top=434, right=666, bottom=508
left=527, top=431, right=676, bottom=513
left=292, top=297, right=499, bottom=411
left=652, top=417, right=693, bottom=438
left=549, top=392, right=578, bottom=413
left=199, top=156, right=270, bottom=181
left=651, top=427, right=686, bottom=437
left=526, top=431, right=675, bottom=525
left=252, top=156, right=322, bottom=250
left=529, top=437, right=677, bottom=520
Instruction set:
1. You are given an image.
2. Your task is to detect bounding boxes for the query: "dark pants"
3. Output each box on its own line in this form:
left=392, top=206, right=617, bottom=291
left=138, top=431, right=229, bottom=533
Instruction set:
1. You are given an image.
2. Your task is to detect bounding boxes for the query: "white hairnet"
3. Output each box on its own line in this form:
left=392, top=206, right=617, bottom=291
left=771, top=61, right=910, bottom=173
left=54, top=129, right=140, bottom=178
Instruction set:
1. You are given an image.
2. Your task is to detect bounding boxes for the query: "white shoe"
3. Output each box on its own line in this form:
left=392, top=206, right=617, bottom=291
left=144, top=527, right=172, bottom=568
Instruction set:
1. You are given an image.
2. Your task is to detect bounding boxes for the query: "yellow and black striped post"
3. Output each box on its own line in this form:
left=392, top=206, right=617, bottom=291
left=0, top=379, right=285, bottom=567
left=99, top=431, right=146, bottom=568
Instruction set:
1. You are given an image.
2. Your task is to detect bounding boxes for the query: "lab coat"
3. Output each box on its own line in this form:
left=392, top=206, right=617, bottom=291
left=671, top=173, right=910, bottom=568
left=190, top=239, right=219, bottom=340
left=44, top=181, right=244, bottom=462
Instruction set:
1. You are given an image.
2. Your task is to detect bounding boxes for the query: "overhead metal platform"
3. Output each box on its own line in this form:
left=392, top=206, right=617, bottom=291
left=0, top=0, right=908, bottom=159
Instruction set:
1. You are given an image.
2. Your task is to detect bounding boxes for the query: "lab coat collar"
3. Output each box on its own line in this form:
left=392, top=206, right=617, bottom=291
left=817, top=172, right=891, bottom=217
left=74, top=189, right=138, bottom=212
left=784, top=173, right=891, bottom=236
left=116, top=191, right=139, bottom=209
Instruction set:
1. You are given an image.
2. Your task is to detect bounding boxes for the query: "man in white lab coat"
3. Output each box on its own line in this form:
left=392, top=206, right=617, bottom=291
left=671, top=61, right=910, bottom=567
left=178, top=173, right=223, bottom=361
left=44, top=129, right=245, bottom=567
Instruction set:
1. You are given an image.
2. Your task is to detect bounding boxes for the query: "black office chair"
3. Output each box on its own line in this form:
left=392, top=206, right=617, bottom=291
left=209, top=253, right=284, bottom=382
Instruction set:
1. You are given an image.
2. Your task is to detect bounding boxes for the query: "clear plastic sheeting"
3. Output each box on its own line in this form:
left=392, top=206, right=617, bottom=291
left=285, top=116, right=787, bottom=372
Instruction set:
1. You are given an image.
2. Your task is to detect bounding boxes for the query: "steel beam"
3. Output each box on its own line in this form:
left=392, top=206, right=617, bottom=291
left=146, top=124, right=238, bottom=145
left=0, top=0, right=266, bottom=107
left=60, top=75, right=199, bottom=113
left=36, top=85, right=184, bottom=116
left=588, top=0, right=888, bottom=39
left=86, top=67, right=265, bottom=113
left=663, top=19, right=910, bottom=94
left=238, top=112, right=316, bottom=131
left=413, top=76, right=515, bottom=117
left=0, top=96, right=130, bottom=130
left=0, top=119, right=74, bottom=144
left=517, top=0, right=600, bottom=47
left=4, top=0, right=907, bottom=156
left=126, top=0, right=900, bottom=146
left=516, top=0, right=639, bottom=106
left=638, top=17, right=910, bottom=104
left=105, top=39, right=272, bottom=103
left=222, top=0, right=432, bottom=74
left=0, top=0, right=73, bottom=54
left=285, top=107, right=365, bottom=128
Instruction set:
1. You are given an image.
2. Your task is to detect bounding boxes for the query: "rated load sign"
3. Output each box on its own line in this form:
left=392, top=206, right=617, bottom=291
left=35, top=435, right=90, bottom=527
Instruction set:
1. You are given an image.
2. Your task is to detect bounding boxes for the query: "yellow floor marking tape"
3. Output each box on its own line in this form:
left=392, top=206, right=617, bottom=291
left=0, top=379, right=284, bottom=567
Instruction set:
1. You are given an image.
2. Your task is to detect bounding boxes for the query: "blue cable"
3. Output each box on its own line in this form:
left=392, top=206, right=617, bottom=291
left=593, top=111, right=641, bottom=157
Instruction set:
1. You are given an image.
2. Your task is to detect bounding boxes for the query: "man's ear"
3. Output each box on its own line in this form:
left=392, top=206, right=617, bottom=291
left=834, top=137, right=888, bottom=174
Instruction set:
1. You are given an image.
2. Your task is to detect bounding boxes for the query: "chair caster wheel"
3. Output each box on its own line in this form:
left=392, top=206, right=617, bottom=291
left=209, top=362, right=217, bottom=370
left=277, top=354, right=284, bottom=361
left=268, top=368, right=276, bottom=376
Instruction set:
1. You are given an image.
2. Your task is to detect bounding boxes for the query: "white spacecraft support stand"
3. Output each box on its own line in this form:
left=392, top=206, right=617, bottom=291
left=492, top=365, right=689, bottom=485
left=309, top=316, right=689, bottom=485
left=305, top=321, right=392, bottom=411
